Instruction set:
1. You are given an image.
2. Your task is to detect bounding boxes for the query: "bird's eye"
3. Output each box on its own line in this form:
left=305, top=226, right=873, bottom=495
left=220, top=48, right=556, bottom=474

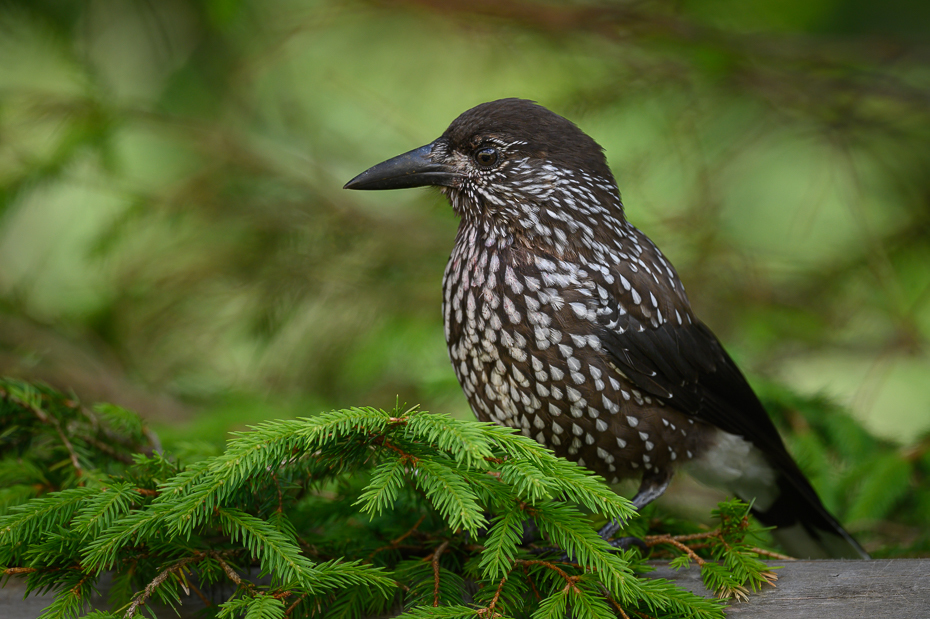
left=474, top=147, right=499, bottom=168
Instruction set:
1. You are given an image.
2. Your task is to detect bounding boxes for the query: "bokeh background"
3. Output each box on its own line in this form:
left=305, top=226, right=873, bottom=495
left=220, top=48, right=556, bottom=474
left=1, top=0, right=929, bottom=548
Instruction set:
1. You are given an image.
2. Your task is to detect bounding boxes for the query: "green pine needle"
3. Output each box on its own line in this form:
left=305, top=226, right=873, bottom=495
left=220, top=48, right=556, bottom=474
left=6, top=379, right=897, bottom=618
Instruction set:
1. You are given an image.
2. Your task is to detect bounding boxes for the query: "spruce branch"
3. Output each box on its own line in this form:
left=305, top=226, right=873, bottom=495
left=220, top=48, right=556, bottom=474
left=645, top=535, right=707, bottom=566
left=0, top=385, right=83, bottom=476
left=0, top=383, right=802, bottom=618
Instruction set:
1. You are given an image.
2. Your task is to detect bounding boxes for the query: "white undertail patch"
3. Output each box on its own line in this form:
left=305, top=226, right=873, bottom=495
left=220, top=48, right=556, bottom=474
left=686, top=429, right=778, bottom=511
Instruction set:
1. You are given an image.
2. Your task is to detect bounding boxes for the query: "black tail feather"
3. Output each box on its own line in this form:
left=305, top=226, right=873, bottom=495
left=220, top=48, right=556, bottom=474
left=750, top=473, right=868, bottom=560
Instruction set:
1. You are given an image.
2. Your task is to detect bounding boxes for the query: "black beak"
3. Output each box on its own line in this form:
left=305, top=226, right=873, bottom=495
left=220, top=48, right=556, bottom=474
left=344, top=142, right=460, bottom=191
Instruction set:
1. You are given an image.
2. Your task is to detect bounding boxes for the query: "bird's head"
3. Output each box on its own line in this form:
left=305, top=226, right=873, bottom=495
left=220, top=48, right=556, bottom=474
left=345, top=99, right=626, bottom=253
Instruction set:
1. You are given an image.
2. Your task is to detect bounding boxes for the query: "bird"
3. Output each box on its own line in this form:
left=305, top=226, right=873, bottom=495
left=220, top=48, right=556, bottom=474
left=344, top=98, right=868, bottom=560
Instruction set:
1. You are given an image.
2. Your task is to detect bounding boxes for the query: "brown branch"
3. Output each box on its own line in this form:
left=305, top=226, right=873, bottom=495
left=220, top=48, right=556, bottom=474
left=429, top=540, right=450, bottom=606
left=124, top=554, right=204, bottom=618
left=69, top=572, right=93, bottom=599
left=285, top=592, right=308, bottom=616
left=368, top=513, right=427, bottom=560
left=514, top=559, right=579, bottom=591
left=645, top=528, right=794, bottom=561
left=646, top=530, right=782, bottom=600
left=477, top=557, right=578, bottom=616
left=83, top=435, right=136, bottom=464
left=0, top=387, right=83, bottom=477
left=4, top=565, right=87, bottom=580
left=603, top=589, right=631, bottom=619
left=186, top=580, right=212, bottom=608
left=478, top=555, right=613, bottom=615
left=210, top=551, right=248, bottom=588
left=749, top=546, right=794, bottom=561
left=373, top=435, right=420, bottom=466
left=484, top=574, right=508, bottom=616
left=521, top=561, right=542, bottom=601
left=644, top=534, right=707, bottom=566
left=392, top=513, right=427, bottom=546
left=46, top=419, right=81, bottom=475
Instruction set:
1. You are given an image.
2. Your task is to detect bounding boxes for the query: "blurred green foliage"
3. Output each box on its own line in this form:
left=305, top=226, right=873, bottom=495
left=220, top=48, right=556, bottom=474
left=0, top=0, right=928, bottom=551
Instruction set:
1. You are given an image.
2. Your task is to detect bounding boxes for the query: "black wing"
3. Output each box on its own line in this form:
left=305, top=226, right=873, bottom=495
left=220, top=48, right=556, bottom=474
left=580, top=225, right=790, bottom=464
left=597, top=312, right=796, bottom=470
left=587, top=228, right=867, bottom=557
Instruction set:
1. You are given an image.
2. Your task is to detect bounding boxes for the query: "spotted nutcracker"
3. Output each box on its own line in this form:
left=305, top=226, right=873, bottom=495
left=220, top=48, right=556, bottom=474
left=344, top=98, right=867, bottom=559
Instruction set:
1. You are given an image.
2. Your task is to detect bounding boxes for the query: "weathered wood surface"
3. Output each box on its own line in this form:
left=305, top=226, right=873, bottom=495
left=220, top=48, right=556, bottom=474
left=2, top=559, right=928, bottom=618
left=650, top=559, right=930, bottom=617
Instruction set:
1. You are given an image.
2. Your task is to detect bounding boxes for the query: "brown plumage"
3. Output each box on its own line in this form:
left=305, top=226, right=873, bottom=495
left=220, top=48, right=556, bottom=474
left=345, top=98, right=867, bottom=559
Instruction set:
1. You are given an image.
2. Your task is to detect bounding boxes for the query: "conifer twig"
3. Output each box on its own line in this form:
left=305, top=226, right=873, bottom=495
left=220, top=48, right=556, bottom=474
left=187, top=580, right=212, bottom=608
left=484, top=574, right=508, bottom=615
left=522, top=562, right=542, bottom=600
left=377, top=437, right=420, bottom=465
left=749, top=546, right=794, bottom=561
left=368, top=513, right=427, bottom=559
left=210, top=551, right=247, bottom=588
left=514, top=559, right=579, bottom=591
left=1, top=387, right=83, bottom=476
left=285, top=592, right=308, bottom=616
left=429, top=540, right=450, bottom=606
left=482, top=558, right=579, bottom=615
left=82, top=435, right=136, bottom=463
left=602, top=590, right=631, bottom=619
left=645, top=534, right=707, bottom=565
left=125, top=554, right=203, bottom=618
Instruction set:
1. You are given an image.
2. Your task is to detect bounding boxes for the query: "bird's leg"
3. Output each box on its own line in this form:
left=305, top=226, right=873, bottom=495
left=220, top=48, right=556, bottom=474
left=531, top=470, right=675, bottom=561
left=599, top=469, right=673, bottom=547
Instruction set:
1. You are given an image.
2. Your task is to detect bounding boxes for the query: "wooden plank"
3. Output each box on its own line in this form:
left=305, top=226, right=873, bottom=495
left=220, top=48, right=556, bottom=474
left=647, top=559, right=930, bottom=617
left=2, top=559, right=928, bottom=617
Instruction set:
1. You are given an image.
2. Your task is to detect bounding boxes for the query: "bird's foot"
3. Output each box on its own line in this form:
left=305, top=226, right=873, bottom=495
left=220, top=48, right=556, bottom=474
left=520, top=515, right=648, bottom=563
left=525, top=537, right=647, bottom=563
left=597, top=518, right=648, bottom=555
left=597, top=518, right=624, bottom=541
